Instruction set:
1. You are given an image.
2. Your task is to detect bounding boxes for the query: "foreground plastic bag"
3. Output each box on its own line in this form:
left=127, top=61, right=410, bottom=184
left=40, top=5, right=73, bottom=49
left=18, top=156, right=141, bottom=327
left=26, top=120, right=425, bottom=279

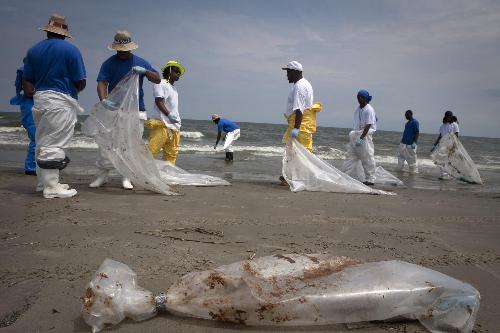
left=431, top=134, right=483, bottom=184
left=156, top=161, right=230, bottom=186
left=283, top=139, right=393, bottom=195
left=342, top=131, right=404, bottom=187
left=82, top=254, right=480, bottom=333
left=82, top=73, right=229, bottom=194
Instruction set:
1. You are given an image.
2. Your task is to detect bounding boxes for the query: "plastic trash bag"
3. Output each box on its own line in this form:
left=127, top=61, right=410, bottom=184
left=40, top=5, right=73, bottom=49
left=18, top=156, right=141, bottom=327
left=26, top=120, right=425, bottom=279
left=82, top=73, right=229, bottom=194
left=431, top=134, right=483, bottom=184
left=82, top=254, right=480, bottom=333
left=283, top=139, right=393, bottom=195
left=156, top=161, right=230, bottom=186
left=342, top=131, right=404, bottom=187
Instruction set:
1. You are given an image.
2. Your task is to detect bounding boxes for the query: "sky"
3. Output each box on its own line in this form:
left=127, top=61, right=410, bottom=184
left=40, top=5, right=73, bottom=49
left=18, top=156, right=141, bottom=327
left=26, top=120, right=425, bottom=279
left=1, top=0, right=500, bottom=137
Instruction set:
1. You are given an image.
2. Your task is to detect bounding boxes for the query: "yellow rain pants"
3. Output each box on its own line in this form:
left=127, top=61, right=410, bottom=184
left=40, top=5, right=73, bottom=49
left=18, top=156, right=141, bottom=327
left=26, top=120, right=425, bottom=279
left=145, top=119, right=181, bottom=165
left=282, top=102, right=323, bottom=152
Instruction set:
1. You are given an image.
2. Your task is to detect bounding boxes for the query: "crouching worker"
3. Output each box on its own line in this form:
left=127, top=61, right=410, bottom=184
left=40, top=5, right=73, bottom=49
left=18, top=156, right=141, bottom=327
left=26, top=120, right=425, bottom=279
left=23, top=14, right=86, bottom=198
left=145, top=61, right=184, bottom=165
left=212, top=115, right=240, bottom=161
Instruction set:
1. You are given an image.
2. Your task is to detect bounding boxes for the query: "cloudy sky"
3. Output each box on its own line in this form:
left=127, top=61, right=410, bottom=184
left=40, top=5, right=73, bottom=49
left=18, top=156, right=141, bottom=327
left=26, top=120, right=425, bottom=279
left=1, top=0, right=500, bottom=137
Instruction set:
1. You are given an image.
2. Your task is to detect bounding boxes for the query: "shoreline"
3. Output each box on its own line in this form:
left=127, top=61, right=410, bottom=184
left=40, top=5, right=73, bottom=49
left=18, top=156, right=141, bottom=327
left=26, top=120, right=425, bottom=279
left=0, top=168, right=499, bottom=332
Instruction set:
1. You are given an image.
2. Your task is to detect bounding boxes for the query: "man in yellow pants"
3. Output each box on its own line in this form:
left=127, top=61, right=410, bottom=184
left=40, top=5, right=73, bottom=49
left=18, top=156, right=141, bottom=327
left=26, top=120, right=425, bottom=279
left=145, top=61, right=184, bottom=164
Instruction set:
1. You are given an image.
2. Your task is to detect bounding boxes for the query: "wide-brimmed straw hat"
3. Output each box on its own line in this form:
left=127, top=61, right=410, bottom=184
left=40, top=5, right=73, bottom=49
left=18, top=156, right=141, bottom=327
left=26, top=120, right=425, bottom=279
left=40, top=14, right=72, bottom=38
left=108, top=31, right=138, bottom=51
left=211, top=114, right=221, bottom=121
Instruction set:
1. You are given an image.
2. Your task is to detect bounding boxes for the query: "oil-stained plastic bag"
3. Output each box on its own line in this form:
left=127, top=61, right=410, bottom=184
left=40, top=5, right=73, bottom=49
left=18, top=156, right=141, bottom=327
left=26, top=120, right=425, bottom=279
left=82, top=73, right=229, bottom=194
left=283, top=139, right=393, bottom=195
left=431, top=133, right=482, bottom=184
left=82, top=254, right=480, bottom=333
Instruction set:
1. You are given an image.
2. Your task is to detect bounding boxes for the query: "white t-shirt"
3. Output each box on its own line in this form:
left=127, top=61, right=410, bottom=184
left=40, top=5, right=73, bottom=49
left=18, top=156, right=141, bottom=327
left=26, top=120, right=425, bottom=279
left=353, top=104, right=377, bottom=132
left=285, top=78, right=313, bottom=117
left=439, top=122, right=459, bottom=137
left=148, top=79, right=181, bottom=130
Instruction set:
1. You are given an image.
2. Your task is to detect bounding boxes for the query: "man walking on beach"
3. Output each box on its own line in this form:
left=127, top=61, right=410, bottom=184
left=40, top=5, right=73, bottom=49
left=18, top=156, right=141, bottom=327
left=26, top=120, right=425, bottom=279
left=23, top=14, right=86, bottom=198
left=212, top=114, right=240, bottom=161
left=89, top=31, right=161, bottom=189
left=342, top=90, right=378, bottom=186
left=397, top=110, right=419, bottom=173
left=145, top=60, right=184, bottom=165
left=10, top=59, right=36, bottom=176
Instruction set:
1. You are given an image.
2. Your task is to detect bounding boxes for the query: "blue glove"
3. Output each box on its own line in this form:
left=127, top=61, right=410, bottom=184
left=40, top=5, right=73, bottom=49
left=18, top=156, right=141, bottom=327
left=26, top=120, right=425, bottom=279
left=101, top=98, right=118, bottom=110
left=410, top=143, right=417, bottom=149
left=167, top=114, right=180, bottom=124
left=355, top=138, right=364, bottom=146
left=132, top=66, right=147, bottom=75
left=291, top=128, right=299, bottom=139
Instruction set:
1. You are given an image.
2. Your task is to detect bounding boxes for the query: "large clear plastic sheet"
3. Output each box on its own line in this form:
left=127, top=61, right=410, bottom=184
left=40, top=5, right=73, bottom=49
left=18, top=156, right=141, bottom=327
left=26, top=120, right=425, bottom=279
left=283, top=139, right=393, bottom=195
left=82, top=73, right=229, bottom=194
left=431, top=133, right=483, bottom=184
left=82, top=254, right=480, bottom=333
left=156, top=161, right=230, bottom=186
left=342, top=131, right=404, bottom=187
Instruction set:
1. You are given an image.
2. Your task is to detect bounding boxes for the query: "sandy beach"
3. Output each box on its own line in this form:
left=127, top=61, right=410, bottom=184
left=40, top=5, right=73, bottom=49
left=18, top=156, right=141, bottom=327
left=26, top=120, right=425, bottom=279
left=1, top=167, right=499, bottom=333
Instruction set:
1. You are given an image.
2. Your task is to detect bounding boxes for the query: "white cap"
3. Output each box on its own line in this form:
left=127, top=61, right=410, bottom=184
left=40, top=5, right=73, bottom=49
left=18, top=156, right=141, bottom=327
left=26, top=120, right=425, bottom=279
left=282, top=60, right=303, bottom=72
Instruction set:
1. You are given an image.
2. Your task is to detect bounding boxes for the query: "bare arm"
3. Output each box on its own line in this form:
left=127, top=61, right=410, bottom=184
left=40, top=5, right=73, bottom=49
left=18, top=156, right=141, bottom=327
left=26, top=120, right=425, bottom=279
left=434, top=134, right=442, bottom=146
left=145, top=70, right=161, bottom=84
left=97, top=81, right=108, bottom=101
left=360, top=124, right=372, bottom=139
left=215, top=131, right=222, bottom=146
left=294, top=109, right=303, bottom=129
left=22, top=79, right=35, bottom=98
left=154, top=97, right=171, bottom=117
left=75, top=79, right=86, bottom=92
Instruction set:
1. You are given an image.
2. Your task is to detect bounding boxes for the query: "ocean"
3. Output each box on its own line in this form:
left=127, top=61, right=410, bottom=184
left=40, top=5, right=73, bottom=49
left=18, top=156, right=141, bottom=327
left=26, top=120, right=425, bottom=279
left=1, top=112, right=500, bottom=193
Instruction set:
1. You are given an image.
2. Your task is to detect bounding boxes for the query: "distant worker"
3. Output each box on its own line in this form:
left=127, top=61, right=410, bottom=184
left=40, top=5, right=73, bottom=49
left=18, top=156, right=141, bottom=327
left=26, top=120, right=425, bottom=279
left=89, top=31, right=161, bottom=189
left=397, top=110, right=419, bottom=173
left=23, top=14, right=86, bottom=198
left=145, top=60, right=184, bottom=165
left=212, top=115, right=240, bottom=161
left=10, top=60, right=36, bottom=176
left=432, top=111, right=459, bottom=180
left=342, top=90, right=377, bottom=186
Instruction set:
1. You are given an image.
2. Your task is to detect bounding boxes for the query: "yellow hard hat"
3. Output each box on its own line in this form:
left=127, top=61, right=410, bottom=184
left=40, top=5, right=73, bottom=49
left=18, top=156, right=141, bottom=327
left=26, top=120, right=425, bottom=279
left=161, top=60, right=185, bottom=76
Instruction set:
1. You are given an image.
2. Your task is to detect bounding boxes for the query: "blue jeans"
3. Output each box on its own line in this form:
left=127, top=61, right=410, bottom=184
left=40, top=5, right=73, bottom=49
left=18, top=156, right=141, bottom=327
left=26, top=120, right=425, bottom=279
left=19, top=98, right=36, bottom=173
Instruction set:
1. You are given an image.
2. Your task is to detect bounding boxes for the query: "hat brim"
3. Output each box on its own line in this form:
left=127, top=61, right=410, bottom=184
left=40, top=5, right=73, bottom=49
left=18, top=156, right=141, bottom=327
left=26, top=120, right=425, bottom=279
left=108, top=42, right=138, bottom=52
left=161, top=64, right=185, bottom=76
left=40, top=26, right=72, bottom=38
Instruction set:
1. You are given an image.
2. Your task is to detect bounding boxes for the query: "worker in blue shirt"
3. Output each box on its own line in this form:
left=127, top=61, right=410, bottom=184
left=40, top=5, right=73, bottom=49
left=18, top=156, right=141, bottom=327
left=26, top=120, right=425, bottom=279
left=22, top=14, right=86, bottom=199
left=397, top=110, right=419, bottom=173
left=10, top=61, right=36, bottom=175
left=89, top=30, right=160, bottom=190
left=212, top=114, right=240, bottom=161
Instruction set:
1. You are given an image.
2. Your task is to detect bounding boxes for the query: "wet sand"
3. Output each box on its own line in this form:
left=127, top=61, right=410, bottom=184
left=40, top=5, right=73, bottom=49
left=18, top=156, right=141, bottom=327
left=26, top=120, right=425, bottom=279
left=0, top=168, right=499, bottom=333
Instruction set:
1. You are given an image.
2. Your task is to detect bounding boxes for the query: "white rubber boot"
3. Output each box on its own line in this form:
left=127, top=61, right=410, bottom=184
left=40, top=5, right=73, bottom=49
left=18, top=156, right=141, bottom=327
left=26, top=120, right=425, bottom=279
left=122, top=177, right=133, bottom=190
left=89, top=170, right=109, bottom=188
left=41, top=169, right=77, bottom=199
left=35, top=166, right=69, bottom=192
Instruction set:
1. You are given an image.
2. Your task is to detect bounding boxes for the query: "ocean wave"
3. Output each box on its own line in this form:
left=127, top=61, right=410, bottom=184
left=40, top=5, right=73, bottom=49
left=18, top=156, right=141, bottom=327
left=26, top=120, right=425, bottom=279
left=180, top=131, right=204, bottom=139
left=0, top=126, right=25, bottom=133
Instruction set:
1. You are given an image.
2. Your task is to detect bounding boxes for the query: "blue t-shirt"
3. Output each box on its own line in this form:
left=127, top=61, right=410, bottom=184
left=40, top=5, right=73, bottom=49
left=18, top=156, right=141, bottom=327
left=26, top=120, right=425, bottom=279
left=217, top=118, right=239, bottom=133
left=401, top=118, right=420, bottom=145
left=23, top=39, right=86, bottom=100
left=97, top=54, right=156, bottom=111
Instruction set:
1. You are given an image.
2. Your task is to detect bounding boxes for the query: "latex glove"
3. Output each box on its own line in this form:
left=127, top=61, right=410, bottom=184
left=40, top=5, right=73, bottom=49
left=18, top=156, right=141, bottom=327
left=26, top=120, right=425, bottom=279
left=132, top=66, right=147, bottom=75
left=355, top=138, right=364, bottom=146
left=410, top=143, right=417, bottom=149
left=167, top=114, right=180, bottom=124
left=101, top=98, right=118, bottom=110
left=291, top=128, right=299, bottom=139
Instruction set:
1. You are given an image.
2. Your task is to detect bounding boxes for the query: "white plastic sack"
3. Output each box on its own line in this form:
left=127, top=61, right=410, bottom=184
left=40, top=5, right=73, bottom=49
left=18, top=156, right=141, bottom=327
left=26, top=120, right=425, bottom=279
left=342, top=131, right=404, bottom=187
left=431, top=134, right=483, bottom=184
left=156, top=161, right=230, bottom=186
left=283, top=139, right=393, bottom=195
left=82, top=73, right=229, bottom=194
left=82, top=254, right=480, bottom=333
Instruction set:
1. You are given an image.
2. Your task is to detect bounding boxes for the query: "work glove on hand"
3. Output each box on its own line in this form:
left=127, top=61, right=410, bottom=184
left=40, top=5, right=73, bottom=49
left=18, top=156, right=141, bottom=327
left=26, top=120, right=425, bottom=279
left=132, top=66, right=147, bottom=75
left=355, top=138, right=364, bottom=146
left=411, top=143, right=417, bottom=149
left=167, top=114, right=180, bottom=124
left=291, top=128, right=299, bottom=139
left=101, top=99, right=118, bottom=110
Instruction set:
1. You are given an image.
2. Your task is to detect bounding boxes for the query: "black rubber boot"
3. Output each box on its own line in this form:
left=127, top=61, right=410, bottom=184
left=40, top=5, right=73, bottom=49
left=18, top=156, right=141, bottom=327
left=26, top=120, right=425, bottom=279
left=225, top=152, right=231, bottom=161
left=228, top=152, right=234, bottom=161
